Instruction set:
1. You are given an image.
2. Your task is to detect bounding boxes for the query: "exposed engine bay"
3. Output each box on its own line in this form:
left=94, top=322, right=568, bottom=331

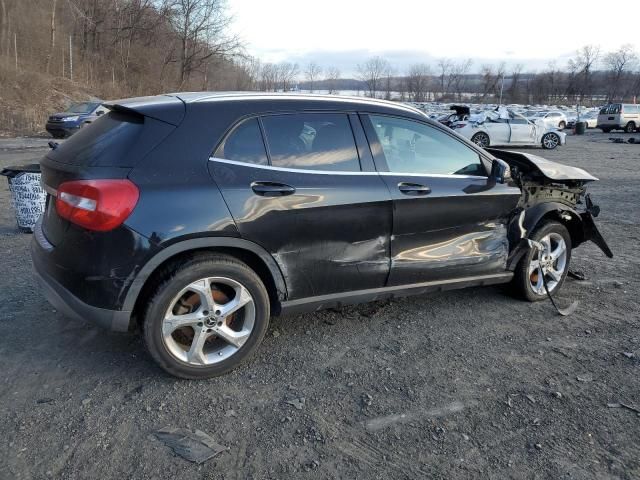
left=486, top=148, right=613, bottom=269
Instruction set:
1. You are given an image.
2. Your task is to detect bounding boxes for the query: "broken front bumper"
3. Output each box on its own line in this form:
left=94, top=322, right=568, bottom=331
left=580, top=195, right=613, bottom=258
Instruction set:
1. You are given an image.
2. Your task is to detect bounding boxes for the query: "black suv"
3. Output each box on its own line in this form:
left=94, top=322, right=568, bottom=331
left=32, top=93, right=612, bottom=379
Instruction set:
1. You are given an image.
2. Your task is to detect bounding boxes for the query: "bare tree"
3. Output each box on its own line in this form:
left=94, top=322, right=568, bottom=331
left=45, top=0, right=57, bottom=74
left=325, top=66, right=340, bottom=94
left=450, top=58, right=473, bottom=101
left=479, top=64, right=499, bottom=102
left=437, top=58, right=453, bottom=99
left=304, top=62, right=322, bottom=92
left=568, top=45, right=601, bottom=104
left=357, top=56, right=390, bottom=98
left=406, top=63, right=431, bottom=102
left=604, top=44, right=638, bottom=101
left=276, top=62, right=299, bottom=91
left=169, top=0, right=240, bottom=88
left=507, top=64, right=523, bottom=104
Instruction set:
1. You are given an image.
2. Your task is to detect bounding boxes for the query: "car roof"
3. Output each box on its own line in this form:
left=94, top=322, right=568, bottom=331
left=169, top=91, right=425, bottom=116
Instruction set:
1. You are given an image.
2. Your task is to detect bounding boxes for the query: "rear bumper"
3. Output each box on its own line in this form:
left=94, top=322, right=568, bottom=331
left=33, top=259, right=132, bottom=332
left=30, top=220, right=133, bottom=332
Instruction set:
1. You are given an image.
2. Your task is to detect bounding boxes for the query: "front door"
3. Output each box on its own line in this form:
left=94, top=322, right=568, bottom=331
left=361, top=114, right=522, bottom=286
left=209, top=113, right=392, bottom=300
left=508, top=112, right=536, bottom=143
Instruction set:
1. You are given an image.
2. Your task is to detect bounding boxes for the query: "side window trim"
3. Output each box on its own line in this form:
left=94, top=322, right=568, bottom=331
left=360, top=113, right=489, bottom=178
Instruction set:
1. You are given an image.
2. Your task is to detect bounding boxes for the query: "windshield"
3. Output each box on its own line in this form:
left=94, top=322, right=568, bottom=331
left=66, top=102, right=99, bottom=114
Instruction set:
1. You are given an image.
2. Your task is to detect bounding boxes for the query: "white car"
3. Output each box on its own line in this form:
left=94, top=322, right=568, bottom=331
left=526, top=111, right=568, bottom=130
left=452, top=108, right=567, bottom=150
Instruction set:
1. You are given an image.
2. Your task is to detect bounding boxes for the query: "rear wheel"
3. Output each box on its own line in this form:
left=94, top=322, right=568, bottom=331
left=143, top=254, right=270, bottom=379
left=541, top=132, right=560, bottom=149
left=624, top=122, right=636, bottom=133
left=471, top=132, right=490, bottom=148
left=512, top=221, right=572, bottom=302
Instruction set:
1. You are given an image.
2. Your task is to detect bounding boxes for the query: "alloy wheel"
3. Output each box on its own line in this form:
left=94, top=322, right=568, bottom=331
left=162, top=277, right=255, bottom=366
left=543, top=134, right=559, bottom=149
left=528, top=232, right=567, bottom=295
left=472, top=133, right=489, bottom=147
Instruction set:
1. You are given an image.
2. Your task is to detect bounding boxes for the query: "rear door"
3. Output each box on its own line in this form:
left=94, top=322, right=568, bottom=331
left=209, top=113, right=392, bottom=300
left=482, top=119, right=510, bottom=144
left=361, top=114, right=521, bottom=286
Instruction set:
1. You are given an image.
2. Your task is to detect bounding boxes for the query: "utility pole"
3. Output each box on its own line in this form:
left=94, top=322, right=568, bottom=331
left=69, top=35, right=73, bottom=81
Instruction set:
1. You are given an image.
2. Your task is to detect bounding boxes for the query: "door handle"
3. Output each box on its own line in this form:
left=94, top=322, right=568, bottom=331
left=398, top=182, right=431, bottom=196
left=251, top=181, right=296, bottom=197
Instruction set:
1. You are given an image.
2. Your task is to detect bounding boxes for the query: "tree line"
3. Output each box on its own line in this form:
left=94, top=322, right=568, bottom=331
left=0, top=0, right=638, bottom=107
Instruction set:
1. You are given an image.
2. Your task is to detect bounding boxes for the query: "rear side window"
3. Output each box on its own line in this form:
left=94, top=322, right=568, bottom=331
left=623, top=104, right=639, bottom=114
left=46, top=110, right=174, bottom=167
left=261, top=113, right=361, bottom=171
left=214, top=118, right=268, bottom=165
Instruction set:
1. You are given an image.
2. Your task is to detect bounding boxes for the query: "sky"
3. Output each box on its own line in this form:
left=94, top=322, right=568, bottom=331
left=229, top=0, right=639, bottom=76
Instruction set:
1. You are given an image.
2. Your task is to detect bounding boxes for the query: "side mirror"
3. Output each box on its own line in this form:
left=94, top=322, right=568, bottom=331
left=490, top=159, right=510, bottom=184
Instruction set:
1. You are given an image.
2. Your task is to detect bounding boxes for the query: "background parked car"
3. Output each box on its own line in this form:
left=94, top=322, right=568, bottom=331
left=597, top=103, right=640, bottom=133
left=453, top=108, right=566, bottom=149
left=526, top=111, right=568, bottom=130
left=566, top=111, right=598, bottom=129
left=45, top=101, right=107, bottom=138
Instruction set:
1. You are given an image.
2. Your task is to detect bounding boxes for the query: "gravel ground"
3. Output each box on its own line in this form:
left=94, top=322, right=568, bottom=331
left=0, top=131, right=639, bottom=479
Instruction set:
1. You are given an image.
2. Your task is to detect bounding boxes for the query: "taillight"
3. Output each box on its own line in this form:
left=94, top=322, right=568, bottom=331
left=55, top=179, right=139, bottom=231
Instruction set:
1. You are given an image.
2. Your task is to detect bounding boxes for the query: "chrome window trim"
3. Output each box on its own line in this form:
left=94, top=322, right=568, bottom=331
left=209, top=157, right=488, bottom=180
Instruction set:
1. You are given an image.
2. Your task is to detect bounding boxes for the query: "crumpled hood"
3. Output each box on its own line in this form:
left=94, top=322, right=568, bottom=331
left=486, top=148, right=598, bottom=182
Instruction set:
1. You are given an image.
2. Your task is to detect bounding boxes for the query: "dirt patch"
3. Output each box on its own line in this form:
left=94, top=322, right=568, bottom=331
left=0, top=130, right=638, bottom=479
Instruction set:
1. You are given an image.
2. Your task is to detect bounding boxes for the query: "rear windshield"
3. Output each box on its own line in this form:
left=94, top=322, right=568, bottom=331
left=600, top=104, right=621, bottom=115
left=46, top=110, right=173, bottom=167
left=67, top=102, right=99, bottom=114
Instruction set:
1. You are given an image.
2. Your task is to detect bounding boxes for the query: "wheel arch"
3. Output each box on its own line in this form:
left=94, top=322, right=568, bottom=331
left=124, top=237, right=288, bottom=330
left=523, top=202, right=584, bottom=247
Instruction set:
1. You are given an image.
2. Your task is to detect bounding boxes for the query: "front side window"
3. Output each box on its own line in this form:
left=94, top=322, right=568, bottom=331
left=261, top=113, right=361, bottom=171
left=369, top=115, right=486, bottom=177
left=215, top=118, right=268, bottom=165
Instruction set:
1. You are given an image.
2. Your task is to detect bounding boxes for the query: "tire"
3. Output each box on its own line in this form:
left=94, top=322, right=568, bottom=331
left=143, top=254, right=270, bottom=379
left=471, top=132, right=490, bottom=148
left=624, top=122, right=636, bottom=133
left=512, top=221, right=572, bottom=302
left=541, top=132, right=560, bottom=149
left=558, top=121, right=566, bottom=130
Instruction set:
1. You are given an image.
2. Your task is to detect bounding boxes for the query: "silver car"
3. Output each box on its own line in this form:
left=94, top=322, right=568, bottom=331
left=526, top=111, right=568, bottom=130
left=453, top=108, right=567, bottom=150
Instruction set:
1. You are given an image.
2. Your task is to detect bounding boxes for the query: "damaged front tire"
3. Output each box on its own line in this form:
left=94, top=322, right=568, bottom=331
left=512, top=221, right=572, bottom=302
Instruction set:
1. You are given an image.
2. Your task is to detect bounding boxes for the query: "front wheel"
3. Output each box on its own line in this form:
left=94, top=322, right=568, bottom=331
left=471, top=132, right=490, bottom=148
left=512, top=221, right=572, bottom=302
left=542, top=132, right=560, bottom=149
left=143, top=254, right=270, bottom=379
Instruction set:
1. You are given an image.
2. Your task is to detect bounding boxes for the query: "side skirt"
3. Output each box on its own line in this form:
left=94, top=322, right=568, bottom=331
left=278, top=272, right=513, bottom=316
